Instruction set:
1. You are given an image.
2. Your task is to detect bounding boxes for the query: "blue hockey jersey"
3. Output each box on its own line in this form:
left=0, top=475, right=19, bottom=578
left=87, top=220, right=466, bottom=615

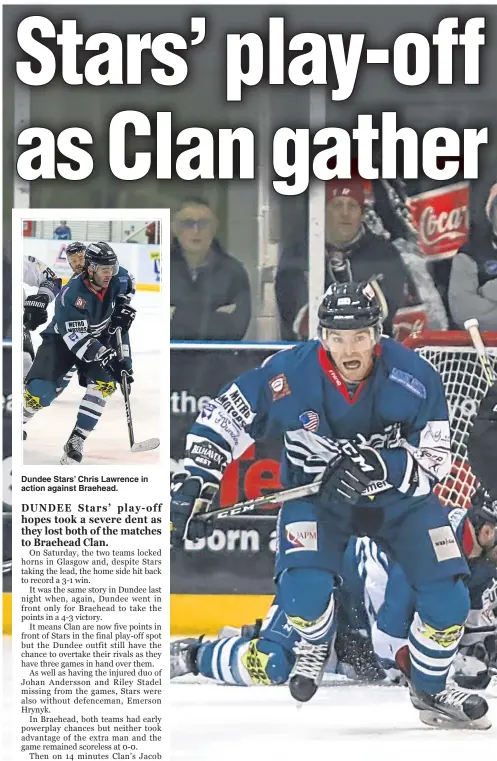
left=42, top=266, right=134, bottom=363
left=187, top=338, right=451, bottom=509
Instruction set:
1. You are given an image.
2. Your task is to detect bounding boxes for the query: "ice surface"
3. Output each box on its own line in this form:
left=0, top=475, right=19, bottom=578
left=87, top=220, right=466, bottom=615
left=23, top=291, right=161, bottom=465
left=171, top=674, right=497, bottom=761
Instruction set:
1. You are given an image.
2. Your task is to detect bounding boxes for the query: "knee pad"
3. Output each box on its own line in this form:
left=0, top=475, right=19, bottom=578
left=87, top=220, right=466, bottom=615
left=24, top=380, right=58, bottom=409
left=417, top=577, right=470, bottom=630
left=89, top=379, right=116, bottom=398
left=240, top=638, right=293, bottom=685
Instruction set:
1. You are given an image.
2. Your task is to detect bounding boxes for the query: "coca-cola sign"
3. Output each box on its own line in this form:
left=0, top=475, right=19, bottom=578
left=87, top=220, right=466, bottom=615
left=409, top=182, right=470, bottom=260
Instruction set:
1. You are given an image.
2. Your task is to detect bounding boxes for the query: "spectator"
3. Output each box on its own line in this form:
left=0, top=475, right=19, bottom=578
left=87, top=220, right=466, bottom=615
left=146, top=221, right=160, bottom=245
left=448, top=187, right=497, bottom=330
left=170, top=198, right=251, bottom=341
left=275, top=178, right=410, bottom=339
left=53, top=221, right=71, bottom=240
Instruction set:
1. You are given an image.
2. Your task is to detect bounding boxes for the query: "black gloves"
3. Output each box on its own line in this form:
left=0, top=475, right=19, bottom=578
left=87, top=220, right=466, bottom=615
left=319, top=441, right=388, bottom=506
left=23, top=294, right=50, bottom=330
left=170, top=473, right=219, bottom=548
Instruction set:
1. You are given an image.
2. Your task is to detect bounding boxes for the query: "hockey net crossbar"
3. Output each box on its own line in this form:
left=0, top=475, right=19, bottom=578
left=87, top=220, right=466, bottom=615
left=404, top=330, right=497, bottom=508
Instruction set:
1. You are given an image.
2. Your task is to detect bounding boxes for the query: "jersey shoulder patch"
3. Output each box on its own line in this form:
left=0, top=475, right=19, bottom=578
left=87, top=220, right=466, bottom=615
left=389, top=367, right=426, bottom=399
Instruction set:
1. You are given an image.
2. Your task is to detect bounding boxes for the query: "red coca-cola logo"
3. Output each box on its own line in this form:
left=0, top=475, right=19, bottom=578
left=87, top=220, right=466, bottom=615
left=409, top=182, right=470, bottom=259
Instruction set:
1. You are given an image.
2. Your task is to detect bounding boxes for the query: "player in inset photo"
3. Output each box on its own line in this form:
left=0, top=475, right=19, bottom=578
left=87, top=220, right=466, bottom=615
left=22, top=227, right=161, bottom=465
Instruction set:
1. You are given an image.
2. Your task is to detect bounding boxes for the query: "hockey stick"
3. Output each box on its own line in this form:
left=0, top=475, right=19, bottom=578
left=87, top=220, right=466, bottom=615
left=464, top=318, right=496, bottom=386
left=115, top=328, right=160, bottom=453
left=196, top=479, right=323, bottom=520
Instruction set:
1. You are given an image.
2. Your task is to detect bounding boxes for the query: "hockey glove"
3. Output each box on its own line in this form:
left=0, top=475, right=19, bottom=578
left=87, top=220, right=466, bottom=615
left=110, top=296, right=137, bottom=334
left=170, top=473, right=219, bottom=549
left=23, top=294, right=50, bottom=330
left=94, top=347, right=135, bottom=388
left=319, top=441, right=388, bottom=506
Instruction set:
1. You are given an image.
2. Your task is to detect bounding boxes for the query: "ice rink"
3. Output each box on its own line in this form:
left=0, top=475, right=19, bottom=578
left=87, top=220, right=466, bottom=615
left=171, top=673, right=497, bottom=761
left=23, top=291, right=161, bottom=466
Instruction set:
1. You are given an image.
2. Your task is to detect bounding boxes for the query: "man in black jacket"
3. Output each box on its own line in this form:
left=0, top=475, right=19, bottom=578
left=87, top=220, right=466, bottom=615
left=170, top=198, right=251, bottom=341
left=275, top=178, right=410, bottom=340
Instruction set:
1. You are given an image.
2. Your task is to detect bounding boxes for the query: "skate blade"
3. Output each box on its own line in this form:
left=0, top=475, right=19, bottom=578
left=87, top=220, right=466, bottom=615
left=419, top=710, right=492, bottom=731
left=60, top=454, right=80, bottom=465
left=131, top=437, right=160, bottom=452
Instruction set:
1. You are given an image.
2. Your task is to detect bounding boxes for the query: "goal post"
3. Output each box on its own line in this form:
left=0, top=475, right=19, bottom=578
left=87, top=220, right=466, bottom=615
left=404, top=330, right=497, bottom=508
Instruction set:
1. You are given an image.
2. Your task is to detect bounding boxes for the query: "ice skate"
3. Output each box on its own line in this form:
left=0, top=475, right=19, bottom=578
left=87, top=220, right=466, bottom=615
left=170, top=637, right=203, bottom=679
left=289, top=641, right=331, bottom=703
left=410, top=684, right=491, bottom=730
left=60, top=428, right=86, bottom=465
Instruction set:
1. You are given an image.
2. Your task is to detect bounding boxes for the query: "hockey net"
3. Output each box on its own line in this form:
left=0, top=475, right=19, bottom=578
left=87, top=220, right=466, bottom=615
left=404, top=331, right=497, bottom=508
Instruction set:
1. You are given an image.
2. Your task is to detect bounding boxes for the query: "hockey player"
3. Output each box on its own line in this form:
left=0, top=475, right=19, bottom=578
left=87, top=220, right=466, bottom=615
left=170, top=280, right=490, bottom=728
left=23, top=242, right=136, bottom=464
left=65, top=241, right=86, bottom=275
left=170, top=536, right=393, bottom=688
left=171, top=495, right=497, bottom=695
left=23, top=255, right=62, bottom=378
left=55, top=242, right=94, bottom=395
left=468, top=380, right=497, bottom=502
left=371, top=487, right=497, bottom=693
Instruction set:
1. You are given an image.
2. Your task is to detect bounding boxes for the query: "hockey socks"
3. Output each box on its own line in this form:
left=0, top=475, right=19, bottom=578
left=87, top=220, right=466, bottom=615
left=75, top=382, right=115, bottom=433
left=408, top=612, right=464, bottom=694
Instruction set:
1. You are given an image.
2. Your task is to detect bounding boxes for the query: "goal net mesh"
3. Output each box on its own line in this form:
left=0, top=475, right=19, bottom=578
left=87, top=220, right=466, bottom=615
left=405, top=331, right=497, bottom=508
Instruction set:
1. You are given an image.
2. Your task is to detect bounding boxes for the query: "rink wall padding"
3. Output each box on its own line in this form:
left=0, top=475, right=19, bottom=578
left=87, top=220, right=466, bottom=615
left=23, top=238, right=161, bottom=289
left=3, top=594, right=12, bottom=635
left=171, top=594, right=273, bottom=635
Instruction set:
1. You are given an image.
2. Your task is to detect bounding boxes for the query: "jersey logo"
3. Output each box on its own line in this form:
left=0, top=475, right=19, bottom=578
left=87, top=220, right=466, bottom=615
left=269, top=374, right=291, bottom=401
left=285, top=521, right=317, bottom=553
left=299, top=410, right=320, bottom=432
left=389, top=368, right=426, bottom=399
left=74, top=296, right=87, bottom=308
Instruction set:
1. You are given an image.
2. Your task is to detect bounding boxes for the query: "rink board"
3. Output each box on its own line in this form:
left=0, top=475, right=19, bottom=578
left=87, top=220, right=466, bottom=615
left=3, top=594, right=12, bottom=635
left=171, top=594, right=273, bottom=635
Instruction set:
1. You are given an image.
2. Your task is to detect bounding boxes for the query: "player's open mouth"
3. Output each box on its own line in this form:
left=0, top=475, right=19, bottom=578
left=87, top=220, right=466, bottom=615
left=343, top=360, right=361, bottom=370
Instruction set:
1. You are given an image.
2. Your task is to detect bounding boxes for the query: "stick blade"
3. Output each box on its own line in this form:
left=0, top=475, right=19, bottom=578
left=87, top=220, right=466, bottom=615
left=131, top=438, right=160, bottom=453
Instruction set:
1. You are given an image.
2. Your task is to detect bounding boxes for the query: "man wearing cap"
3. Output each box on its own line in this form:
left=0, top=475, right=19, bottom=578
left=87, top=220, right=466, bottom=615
left=275, top=177, right=410, bottom=340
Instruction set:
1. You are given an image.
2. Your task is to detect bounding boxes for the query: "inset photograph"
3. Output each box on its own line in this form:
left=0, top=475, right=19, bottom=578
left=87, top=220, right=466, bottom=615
left=20, top=216, right=162, bottom=464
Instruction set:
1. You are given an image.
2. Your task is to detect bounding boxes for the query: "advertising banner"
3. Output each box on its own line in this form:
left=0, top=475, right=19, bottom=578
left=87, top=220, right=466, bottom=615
left=408, top=181, right=470, bottom=260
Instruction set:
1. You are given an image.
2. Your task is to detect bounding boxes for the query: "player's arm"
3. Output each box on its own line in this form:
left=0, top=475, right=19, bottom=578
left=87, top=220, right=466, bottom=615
left=54, top=291, right=103, bottom=361
left=383, top=366, right=452, bottom=496
left=170, top=364, right=275, bottom=547
left=23, top=255, right=62, bottom=330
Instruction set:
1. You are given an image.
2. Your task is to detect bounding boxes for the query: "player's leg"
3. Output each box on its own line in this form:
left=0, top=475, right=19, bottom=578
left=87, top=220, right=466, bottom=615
left=23, top=327, right=35, bottom=380
left=275, top=499, right=349, bottom=701
left=337, top=536, right=404, bottom=682
left=61, top=367, right=117, bottom=464
left=171, top=600, right=298, bottom=686
left=55, top=365, right=77, bottom=396
left=24, top=335, right=75, bottom=428
left=384, top=496, right=489, bottom=727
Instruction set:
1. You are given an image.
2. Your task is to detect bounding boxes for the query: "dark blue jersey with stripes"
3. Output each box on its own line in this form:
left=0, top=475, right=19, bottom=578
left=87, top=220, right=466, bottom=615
left=186, top=338, right=452, bottom=509
left=42, top=266, right=134, bottom=362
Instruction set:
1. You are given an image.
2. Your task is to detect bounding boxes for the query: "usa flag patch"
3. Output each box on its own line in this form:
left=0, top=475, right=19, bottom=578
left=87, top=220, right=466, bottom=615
left=299, top=411, right=320, bottom=432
